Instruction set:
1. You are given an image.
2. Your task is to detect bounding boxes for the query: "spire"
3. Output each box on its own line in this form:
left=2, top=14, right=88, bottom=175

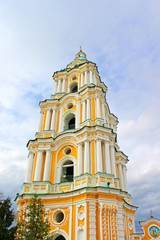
left=75, top=47, right=87, bottom=60
left=66, top=48, right=88, bottom=70
left=150, top=210, right=153, bottom=218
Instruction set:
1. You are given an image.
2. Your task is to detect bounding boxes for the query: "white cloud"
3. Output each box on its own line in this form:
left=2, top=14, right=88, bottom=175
left=0, top=0, right=160, bottom=225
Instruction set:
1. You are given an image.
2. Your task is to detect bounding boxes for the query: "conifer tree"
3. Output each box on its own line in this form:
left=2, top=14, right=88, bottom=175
left=0, top=196, right=16, bottom=240
left=16, top=195, right=51, bottom=240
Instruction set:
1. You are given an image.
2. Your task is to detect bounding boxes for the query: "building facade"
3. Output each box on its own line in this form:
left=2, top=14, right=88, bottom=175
left=16, top=49, right=137, bottom=240
left=131, top=216, right=160, bottom=240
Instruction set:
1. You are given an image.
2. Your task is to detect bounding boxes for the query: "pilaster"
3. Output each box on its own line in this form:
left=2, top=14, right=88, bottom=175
left=110, top=145, right=116, bottom=176
left=77, top=143, right=82, bottom=176
left=45, top=109, right=51, bottom=130
left=43, top=150, right=52, bottom=181
left=24, top=152, right=34, bottom=183
left=105, top=141, right=111, bottom=174
left=96, top=139, right=103, bottom=172
left=84, top=140, right=90, bottom=173
left=34, top=151, right=43, bottom=181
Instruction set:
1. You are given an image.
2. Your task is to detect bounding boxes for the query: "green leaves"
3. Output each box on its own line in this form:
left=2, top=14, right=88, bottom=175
left=16, top=195, right=51, bottom=240
left=0, top=197, right=16, bottom=240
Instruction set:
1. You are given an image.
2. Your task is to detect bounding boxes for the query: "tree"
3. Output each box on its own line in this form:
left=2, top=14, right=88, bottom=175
left=16, top=195, right=51, bottom=240
left=0, top=196, right=16, bottom=240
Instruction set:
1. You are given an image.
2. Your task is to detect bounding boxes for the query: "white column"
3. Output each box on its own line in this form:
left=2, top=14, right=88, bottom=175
left=117, top=205, right=125, bottom=240
left=96, top=98, right=101, bottom=118
left=84, top=140, right=89, bottom=173
left=110, top=145, right=116, bottom=176
left=57, top=79, right=62, bottom=92
left=34, top=151, right=43, bottom=181
left=60, top=79, right=63, bottom=92
left=43, top=150, right=52, bottom=181
left=94, top=72, right=97, bottom=85
left=50, top=110, right=56, bottom=131
left=87, top=98, right=91, bottom=119
left=25, top=152, right=34, bottom=183
left=77, top=143, right=82, bottom=175
left=81, top=72, right=84, bottom=86
left=67, top=78, right=70, bottom=93
left=84, top=70, right=88, bottom=85
left=102, top=102, right=105, bottom=120
left=105, top=141, right=111, bottom=174
left=38, top=112, right=44, bottom=132
left=45, top=109, right=51, bottom=130
left=82, top=101, right=86, bottom=122
left=54, top=81, right=58, bottom=93
left=57, top=80, right=61, bottom=92
left=119, top=164, right=124, bottom=191
left=79, top=73, right=81, bottom=88
left=89, top=70, right=93, bottom=84
left=123, top=165, right=128, bottom=192
left=58, top=107, right=63, bottom=132
left=62, top=78, right=66, bottom=92
left=76, top=101, right=80, bottom=128
left=96, top=139, right=103, bottom=172
left=89, top=203, right=96, bottom=240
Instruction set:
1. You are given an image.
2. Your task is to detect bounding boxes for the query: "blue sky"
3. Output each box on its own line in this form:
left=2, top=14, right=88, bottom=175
left=0, top=0, right=160, bottom=228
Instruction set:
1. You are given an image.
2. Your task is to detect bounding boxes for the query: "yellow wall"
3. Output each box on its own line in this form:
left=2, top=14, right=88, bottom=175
left=50, top=151, right=56, bottom=183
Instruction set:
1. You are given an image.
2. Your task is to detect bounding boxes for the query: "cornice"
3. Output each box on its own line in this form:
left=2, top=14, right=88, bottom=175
left=52, top=61, right=97, bottom=78
left=115, top=151, right=129, bottom=163
left=123, top=199, right=138, bottom=212
left=140, top=218, right=160, bottom=226
left=27, top=124, right=117, bottom=149
left=17, top=185, right=134, bottom=204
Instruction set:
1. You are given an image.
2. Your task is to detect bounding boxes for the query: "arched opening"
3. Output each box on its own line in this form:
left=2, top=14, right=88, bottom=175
left=70, top=82, right=78, bottom=93
left=68, top=117, right=75, bottom=129
left=64, top=113, right=76, bottom=131
left=55, top=236, right=65, bottom=240
left=61, top=160, right=74, bottom=183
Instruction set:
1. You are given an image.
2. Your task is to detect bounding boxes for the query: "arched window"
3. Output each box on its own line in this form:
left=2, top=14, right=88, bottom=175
left=61, top=160, right=74, bottom=183
left=64, top=113, right=76, bottom=131
left=68, top=117, right=75, bottom=129
left=70, top=82, right=78, bottom=93
left=55, top=236, right=66, bottom=240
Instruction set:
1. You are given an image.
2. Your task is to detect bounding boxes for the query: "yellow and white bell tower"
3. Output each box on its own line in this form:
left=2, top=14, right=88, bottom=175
left=16, top=49, right=137, bottom=240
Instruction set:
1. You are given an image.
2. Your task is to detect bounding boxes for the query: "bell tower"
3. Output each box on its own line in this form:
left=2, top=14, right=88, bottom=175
left=16, top=49, right=137, bottom=240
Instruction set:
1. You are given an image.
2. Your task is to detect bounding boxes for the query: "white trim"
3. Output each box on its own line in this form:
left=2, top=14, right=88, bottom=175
left=69, top=205, right=72, bottom=240
left=63, top=99, right=77, bottom=109
left=54, top=141, right=77, bottom=183
left=76, top=205, right=78, bottom=240
left=50, top=229, right=69, bottom=240
left=62, top=110, right=76, bottom=131
left=55, top=155, right=77, bottom=183
left=85, top=202, right=87, bottom=240
left=100, top=203, right=102, bottom=240
left=89, top=201, right=96, bottom=240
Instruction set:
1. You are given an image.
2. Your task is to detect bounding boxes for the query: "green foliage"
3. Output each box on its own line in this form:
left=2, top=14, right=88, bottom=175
left=16, top=195, right=51, bottom=240
left=0, top=196, right=16, bottom=240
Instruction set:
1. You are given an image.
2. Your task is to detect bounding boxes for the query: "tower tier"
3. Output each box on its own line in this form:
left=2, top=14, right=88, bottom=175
left=16, top=49, right=137, bottom=240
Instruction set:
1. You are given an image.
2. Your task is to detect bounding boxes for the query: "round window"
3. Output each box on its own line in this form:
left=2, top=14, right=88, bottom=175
left=65, top=148, right=71, bottom=155
left=72, top=76, right=77, bottom=81
left=68, top=103, right=73, bottom=109
left=54, top=210, right=64, bottom=223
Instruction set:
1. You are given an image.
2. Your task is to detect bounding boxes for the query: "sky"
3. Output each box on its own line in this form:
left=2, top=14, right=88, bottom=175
left=0, top=0, right=160, bottom=230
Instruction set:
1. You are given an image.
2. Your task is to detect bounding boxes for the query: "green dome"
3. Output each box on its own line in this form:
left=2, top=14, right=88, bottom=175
left=66, top=48, right=88, bottom=70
